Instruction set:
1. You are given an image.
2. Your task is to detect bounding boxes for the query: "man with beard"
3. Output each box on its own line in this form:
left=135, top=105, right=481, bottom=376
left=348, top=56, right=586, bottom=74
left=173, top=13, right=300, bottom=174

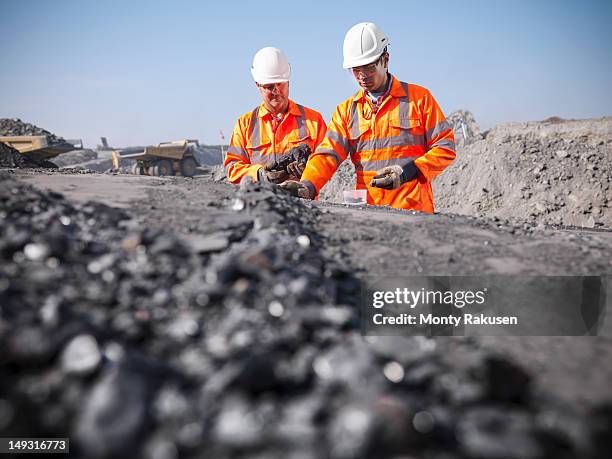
left=225, top=47, right=327, bottom=184
left=281, top=23, right=455, bottom=213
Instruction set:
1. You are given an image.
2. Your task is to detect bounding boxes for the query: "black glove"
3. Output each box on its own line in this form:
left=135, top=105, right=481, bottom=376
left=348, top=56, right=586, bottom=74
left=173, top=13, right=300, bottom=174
left=370, top=160, right=419, bottom=190
left=258, top=165, right=289, bottom=184
left=279, top=180, right=315, bottom=199
left=286, top=160, right=306, bottom=180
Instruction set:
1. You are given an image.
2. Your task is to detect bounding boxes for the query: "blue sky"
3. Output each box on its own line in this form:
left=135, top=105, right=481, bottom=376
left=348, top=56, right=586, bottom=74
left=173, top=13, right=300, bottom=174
left=2, top=0, right=611, bottom=148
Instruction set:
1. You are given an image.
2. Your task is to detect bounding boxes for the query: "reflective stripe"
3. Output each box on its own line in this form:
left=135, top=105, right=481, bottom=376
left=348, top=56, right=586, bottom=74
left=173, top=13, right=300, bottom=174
left=249, top=151, right=277, bottom=167
left=354, top=156, right=420, bottom=172
left=227, top=145, right=249, bottom=160
left=249, top=107, right=261, bottom=148
left=257, top=167, right=266, bottom=183
left=252, top=154, right=268, bottom=165
left=224, top=159, right=238, bottom=173
left=348, top=100, right=360, bottom=139
left=349, top=82, right=419, bottom=154
left=354, top=131, right=425, bottom=153
left=430, top=138, right=456, bottom=150
left=314, top=148, right=342, bottom=167
left=398, top=82, right=410, bottom=121
left=426, top=120, right=452, bottom=143
left=325, top=130, right=350, bottom=153
left=296, top=104, right=308, bottom=139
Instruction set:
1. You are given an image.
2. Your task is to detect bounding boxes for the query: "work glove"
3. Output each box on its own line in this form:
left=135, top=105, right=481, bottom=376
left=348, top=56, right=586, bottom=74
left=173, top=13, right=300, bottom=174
left=286, top=160, right=306, bottom=180
left=258, top=165, right=289, bottom=184
left=370, top=161, right=419, bottom=190
left=279, top=180, right=315, bottom=199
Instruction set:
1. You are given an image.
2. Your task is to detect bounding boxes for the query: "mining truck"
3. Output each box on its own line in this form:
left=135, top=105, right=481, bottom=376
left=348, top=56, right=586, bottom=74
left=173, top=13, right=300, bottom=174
left=111, top=139, right=201, bottom=177
left=0, top=135, right=76, bottom=160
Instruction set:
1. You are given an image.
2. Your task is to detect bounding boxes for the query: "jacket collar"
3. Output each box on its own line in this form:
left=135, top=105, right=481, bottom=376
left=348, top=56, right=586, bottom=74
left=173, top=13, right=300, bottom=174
left=351, top=74, right=406, bottom=102
left=257, top=99, right=301, bottom=118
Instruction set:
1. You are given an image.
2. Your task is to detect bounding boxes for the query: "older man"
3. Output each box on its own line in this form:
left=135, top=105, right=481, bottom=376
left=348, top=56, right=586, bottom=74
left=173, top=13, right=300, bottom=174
left=282, top=23, right=455, bottom=213
left=224, top=47, right=327, bottom=184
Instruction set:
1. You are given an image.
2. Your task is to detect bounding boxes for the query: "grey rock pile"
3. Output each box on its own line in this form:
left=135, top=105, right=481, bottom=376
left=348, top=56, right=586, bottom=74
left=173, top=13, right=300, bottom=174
left=53, top=149, right=98, bottom=168
left=435, top=116, right=612, bottom=228
left=319, top=159, right=357, bottom=203
left=210, top=163, right=229, bottom=182
left=1, top=173, right=610, bottom=458
left=191, top=144, right=224, bottom=166
left=446, top=109, right=482, bottom=147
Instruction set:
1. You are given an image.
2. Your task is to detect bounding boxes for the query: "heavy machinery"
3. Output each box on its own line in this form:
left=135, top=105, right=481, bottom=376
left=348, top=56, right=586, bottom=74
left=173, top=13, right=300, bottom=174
left=0, top=135, right=75, bottom=160
left=111, top=139, right=201, bottom=177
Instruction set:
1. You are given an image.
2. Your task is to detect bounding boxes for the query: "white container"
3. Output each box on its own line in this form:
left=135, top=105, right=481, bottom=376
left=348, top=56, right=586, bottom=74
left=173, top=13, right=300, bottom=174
left=343, top=189, right=367, bottom=205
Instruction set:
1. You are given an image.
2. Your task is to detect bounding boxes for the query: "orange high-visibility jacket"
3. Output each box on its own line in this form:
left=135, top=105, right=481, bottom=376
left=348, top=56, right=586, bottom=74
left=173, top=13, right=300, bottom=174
left=225, top=100, right=327, bottom=183
left=301, top=76, right=455, bottom=213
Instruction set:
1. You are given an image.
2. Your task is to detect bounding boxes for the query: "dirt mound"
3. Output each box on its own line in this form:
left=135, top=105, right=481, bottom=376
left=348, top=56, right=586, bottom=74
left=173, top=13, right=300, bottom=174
left=435, top=116, right=612, bottom=228
left=192, top=144, right=223, bottom=166
left=210, top=164, right=229, bottom=182
left=446, top=109, right=483, bottom=147
left=52, top=149, right=98, bottom=167
left=319, top=159, right=356, bottom=202
left=0, top=141, right=58, bottom=168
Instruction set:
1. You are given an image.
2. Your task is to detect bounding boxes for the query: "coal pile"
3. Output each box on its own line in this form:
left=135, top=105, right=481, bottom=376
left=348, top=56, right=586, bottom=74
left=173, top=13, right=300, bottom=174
left=1, top=172, right=610, bottom=458
left=0, top=142, right=28, bottom=168
left=0, top=141, right=58, bottom=168
left=0, top=117, right=76, bottom=168
left=0, top=118, right=68, bottom=145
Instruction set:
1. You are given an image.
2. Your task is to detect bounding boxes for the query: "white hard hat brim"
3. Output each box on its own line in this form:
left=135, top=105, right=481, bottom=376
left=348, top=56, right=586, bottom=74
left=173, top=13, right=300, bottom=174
left=251, top=72, right=290, bottom=85
left=343, top=53, right=384, bottom=69
left=251, top=68, right=291, bottom=85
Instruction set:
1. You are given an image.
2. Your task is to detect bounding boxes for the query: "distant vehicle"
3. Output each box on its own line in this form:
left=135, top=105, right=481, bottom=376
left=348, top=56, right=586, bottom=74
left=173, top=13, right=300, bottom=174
left=111, top=139, right=201, bottom=177
left=99, top=137, right=110, bottom=150
left=97, top=137, right=145, bottom=153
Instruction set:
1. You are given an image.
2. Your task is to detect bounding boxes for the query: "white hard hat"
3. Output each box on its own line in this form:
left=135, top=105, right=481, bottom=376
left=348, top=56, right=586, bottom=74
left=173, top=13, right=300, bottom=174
left=251, top=47, right=291, bottom=85
left=342, top=22, right=389, bottom=69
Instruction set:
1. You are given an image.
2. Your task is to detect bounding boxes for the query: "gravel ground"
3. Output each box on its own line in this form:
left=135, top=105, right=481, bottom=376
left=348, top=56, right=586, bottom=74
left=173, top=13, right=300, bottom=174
left=1, top=169, right=611, bottom=458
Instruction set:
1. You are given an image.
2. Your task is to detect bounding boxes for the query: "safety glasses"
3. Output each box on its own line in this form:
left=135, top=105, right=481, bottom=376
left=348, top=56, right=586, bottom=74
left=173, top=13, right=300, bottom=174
left=350, top=57, right=382, bottom=77
left=258, top=82, right=288, bottom=94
